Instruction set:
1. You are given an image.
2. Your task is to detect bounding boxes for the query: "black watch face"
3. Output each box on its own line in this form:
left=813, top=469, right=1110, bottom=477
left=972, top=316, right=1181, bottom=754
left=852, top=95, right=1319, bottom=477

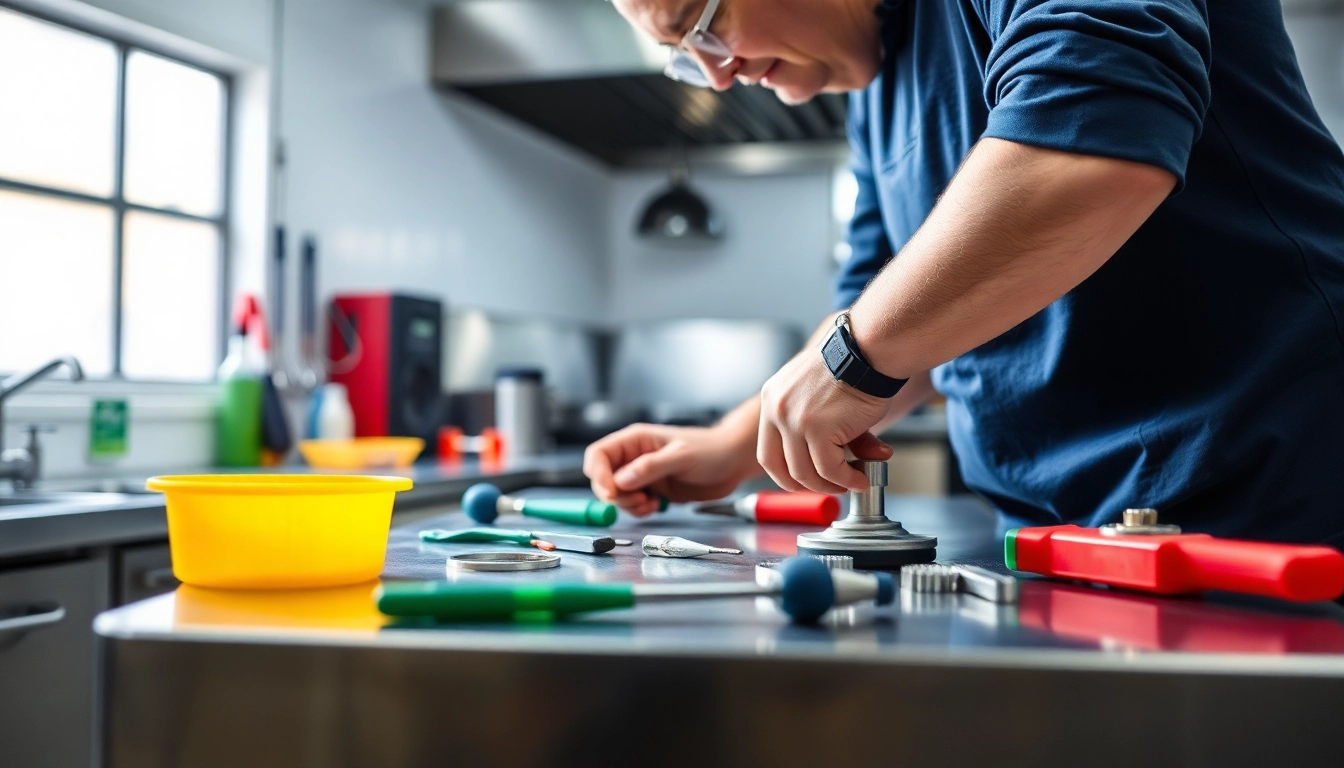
left=822, top=329, right=850, bottom=375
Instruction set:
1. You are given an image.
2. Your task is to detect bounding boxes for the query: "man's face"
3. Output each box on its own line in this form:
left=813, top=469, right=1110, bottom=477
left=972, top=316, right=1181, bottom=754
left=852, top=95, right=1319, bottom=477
left=614, top=0, right=882, bottom=105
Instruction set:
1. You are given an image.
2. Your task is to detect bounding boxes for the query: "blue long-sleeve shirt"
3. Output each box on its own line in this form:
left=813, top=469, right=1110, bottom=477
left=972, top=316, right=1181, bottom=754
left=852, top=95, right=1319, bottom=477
left=838, top=0, right=1344, bottom=545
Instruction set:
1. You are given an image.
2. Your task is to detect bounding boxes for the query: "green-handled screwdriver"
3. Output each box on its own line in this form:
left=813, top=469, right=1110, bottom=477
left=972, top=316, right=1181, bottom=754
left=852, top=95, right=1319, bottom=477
left=461, top=483, right=618, bottom=528
left=420, top=528, right=617, bottom=554
left=376, top=557, right=895, bottom=625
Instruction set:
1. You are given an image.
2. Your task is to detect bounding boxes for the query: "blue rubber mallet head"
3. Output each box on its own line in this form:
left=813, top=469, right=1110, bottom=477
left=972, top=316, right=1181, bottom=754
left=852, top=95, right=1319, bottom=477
left=777, top=557, right=836, bottom=624
left=461, top=482, right=502, bottom=524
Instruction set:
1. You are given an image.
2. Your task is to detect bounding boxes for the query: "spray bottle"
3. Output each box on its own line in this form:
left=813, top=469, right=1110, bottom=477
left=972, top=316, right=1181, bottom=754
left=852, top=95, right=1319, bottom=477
left=216, top=295, right=266, bottom=467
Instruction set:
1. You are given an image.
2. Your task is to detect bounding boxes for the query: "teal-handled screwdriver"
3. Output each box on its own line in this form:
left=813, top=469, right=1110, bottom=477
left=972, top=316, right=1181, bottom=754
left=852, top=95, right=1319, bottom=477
left=420, top=528, right=618, bottom=554
left=461, top=483, right=618, bottom=527
left=376, top=557, right=895, bottom=625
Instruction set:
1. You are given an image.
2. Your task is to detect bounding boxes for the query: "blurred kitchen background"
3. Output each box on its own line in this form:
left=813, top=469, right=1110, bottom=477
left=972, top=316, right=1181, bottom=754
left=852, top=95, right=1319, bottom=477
left=3, top=0, right=1342, bottom=495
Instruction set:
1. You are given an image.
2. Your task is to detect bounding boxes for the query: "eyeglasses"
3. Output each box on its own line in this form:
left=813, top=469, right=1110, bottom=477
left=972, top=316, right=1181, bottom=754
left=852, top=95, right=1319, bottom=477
left=663, top=0, right=733, bottom=88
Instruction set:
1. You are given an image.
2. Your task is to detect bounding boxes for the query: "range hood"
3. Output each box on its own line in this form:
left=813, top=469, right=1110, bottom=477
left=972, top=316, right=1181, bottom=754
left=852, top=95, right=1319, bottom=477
left=431, top=0, right=848, bottom=166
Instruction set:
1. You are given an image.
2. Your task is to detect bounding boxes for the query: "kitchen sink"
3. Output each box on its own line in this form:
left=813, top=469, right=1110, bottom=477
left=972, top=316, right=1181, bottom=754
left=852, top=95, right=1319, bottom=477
left=54, top=480, right=160, bottom=495
left=0, top=491, right=146, bottom=508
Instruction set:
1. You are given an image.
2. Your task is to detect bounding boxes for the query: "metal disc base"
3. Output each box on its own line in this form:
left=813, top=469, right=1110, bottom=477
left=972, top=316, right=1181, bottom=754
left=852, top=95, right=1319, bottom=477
left=796, top=528, right=938, bottom=570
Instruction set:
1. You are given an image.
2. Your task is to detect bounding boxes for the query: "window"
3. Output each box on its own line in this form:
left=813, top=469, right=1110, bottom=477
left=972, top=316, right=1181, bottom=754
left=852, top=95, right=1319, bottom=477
left=0, top=5, right=229, bottom=381
left=831, top=164, right=858, bottom=266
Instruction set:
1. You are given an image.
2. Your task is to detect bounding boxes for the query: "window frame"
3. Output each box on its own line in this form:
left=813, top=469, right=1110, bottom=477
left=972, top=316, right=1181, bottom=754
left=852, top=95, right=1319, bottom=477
left=0, top=1, right=232, bottom=381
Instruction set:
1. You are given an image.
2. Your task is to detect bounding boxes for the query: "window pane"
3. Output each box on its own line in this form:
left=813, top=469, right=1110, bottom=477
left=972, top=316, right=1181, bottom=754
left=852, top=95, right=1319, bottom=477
left=0, top=191, right=114, bottom=375
left=0, top=8, right=118, bottom=197
left=120, top=212, right=220, bottom=380
left=123, top=52, right=224, bottom=217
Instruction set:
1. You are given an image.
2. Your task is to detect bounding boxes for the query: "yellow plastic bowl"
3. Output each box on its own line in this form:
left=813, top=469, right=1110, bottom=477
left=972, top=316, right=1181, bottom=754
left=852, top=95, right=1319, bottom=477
left=298, top=437, right=425, bottom=469
left=146, top=474, right=413, bottom=589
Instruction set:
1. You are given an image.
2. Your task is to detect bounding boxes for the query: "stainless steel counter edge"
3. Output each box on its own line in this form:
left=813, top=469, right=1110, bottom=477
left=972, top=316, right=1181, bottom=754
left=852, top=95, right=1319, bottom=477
left=0, top=450, right=588, bottom=560
left=91, top=610, right=1344, bottom=678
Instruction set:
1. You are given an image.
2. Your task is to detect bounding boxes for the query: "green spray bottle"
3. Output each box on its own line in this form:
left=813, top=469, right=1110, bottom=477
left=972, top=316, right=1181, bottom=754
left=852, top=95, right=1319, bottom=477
left=216, top=294, right=266, bottom=467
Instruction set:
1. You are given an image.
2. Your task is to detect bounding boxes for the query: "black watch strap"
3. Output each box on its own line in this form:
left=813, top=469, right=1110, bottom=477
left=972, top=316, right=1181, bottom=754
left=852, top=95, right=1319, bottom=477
left=820, top=313, right=907, bottom=398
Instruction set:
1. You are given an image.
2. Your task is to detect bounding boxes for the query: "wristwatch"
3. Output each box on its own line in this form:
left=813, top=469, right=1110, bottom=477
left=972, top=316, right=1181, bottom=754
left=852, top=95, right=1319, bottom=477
left=820, top=311, right=907, bottom=398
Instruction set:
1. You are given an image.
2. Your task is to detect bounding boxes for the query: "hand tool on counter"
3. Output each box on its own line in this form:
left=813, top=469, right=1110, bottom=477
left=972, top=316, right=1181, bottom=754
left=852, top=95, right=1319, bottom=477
left=377, top=557, right=894, bottom=625
left=462, top=483, right=618, bottom=528
left=438, top=426, right=505, bottom=463
left=1006, top=509, right=1344, bottom=602
left=796, top=460, right=937, bottom=569
left=901, top=564, right=1019, bottom=604
left=421, top=528, right=617, bottom=554
left=448, top=552, right=561, bottom=572
left=694, top=491, right=841, bottom=526
left=641, top=535, right=742, bottom=559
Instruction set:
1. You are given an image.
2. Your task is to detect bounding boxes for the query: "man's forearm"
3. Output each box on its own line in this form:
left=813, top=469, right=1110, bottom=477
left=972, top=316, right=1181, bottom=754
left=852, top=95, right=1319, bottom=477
left=721, top=311, right=932, bottom=447
left=714, top=311, right=845, bottom=449
left=849, top=138, right=1176, bottom=377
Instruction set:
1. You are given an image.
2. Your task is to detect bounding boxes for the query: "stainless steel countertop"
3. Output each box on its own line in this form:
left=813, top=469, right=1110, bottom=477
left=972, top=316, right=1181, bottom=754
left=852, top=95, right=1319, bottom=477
left=0, top=451, right=588, bottom=560
left=93, top=488, right=1344, bottom=676
left=95, top=488, right=1344, bottom=765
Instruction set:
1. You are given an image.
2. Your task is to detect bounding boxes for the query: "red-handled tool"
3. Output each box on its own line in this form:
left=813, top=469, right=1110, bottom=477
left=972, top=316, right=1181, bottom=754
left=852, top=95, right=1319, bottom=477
left=694, top=492, right=841, bottom=526
left=1005, top=509, right=1344, bottom=602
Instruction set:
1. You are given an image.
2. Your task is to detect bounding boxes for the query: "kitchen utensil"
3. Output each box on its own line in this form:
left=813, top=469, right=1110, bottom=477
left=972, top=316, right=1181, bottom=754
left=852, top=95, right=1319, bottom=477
left=461, top=483, right=617, bottom=527
left=641, top=534, right=742, bottom=558
left=253, top=301, right=293, bottom=459
left=146, top=474, right=413, bottom=589
left=298, top=437, right=424, bottom=469
left=421, top=528, right=617, bottom=554
left=270, top=225, right=288, bottom=390
left=448, top=552, right=561, bottom=572
left=377, top=556, right=894, bottom=624
left=1006, top=510, right=1344, bottom=602
left=694, top=491, right=841, bottom=526
left=297, top=235, right=320, bottom=389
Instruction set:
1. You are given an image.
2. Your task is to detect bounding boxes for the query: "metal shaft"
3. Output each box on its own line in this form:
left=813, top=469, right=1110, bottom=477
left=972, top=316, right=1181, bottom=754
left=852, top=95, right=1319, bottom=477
left=849, top=460, right=888, bottom=521
left=632, top=582, right=776, bottom=602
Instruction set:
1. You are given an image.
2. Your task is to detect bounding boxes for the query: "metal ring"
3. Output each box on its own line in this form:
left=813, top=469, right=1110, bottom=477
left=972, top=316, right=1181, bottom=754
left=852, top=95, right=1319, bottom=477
left=448, top=552, right=561, bottom=572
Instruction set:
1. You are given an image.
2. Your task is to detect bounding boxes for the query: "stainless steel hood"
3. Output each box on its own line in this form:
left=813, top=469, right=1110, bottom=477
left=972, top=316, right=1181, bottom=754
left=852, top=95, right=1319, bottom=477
left=431, top=0, right=848, bottom=166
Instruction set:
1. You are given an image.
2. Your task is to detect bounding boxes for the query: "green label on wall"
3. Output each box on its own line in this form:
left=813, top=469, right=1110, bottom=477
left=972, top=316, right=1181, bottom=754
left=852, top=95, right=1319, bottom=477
left=89, top=399, right=129, bottom=461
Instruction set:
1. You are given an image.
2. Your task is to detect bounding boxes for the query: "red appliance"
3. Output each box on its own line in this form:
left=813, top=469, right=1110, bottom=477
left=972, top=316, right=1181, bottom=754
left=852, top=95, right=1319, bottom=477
left=328, top=294, right=443, bottom=445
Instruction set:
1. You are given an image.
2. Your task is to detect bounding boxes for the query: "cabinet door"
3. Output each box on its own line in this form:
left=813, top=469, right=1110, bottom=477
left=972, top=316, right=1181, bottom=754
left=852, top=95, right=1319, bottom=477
left=117, top=543, right=177, bottom=606
left=0, top=557, right=109, bottom=768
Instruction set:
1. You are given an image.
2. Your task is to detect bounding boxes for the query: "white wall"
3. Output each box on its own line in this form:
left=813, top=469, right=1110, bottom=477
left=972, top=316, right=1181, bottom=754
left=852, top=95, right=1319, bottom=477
left=279, top=0, right=611, bottom=329
left=606, top=169, right=836, bottom=335
left=6, top=0, right=612, bottom=479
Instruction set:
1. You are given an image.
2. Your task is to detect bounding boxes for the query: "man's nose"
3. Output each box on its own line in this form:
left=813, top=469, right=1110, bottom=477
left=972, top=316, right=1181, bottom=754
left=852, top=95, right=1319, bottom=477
left=689, top=49, right=738, bottom=91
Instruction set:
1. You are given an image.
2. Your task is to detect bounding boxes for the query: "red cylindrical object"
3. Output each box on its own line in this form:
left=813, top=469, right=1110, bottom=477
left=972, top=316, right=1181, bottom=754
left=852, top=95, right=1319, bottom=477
left=752, top=492, right=841, bottom=526
left=437, top=426, right=463, bottom=460
left=1009, top=525, right=1344, bottom=602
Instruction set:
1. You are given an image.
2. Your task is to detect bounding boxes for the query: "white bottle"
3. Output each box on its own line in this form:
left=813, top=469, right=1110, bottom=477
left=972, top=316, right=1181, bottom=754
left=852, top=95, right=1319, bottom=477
left=317, top=382, right=355, bottom=440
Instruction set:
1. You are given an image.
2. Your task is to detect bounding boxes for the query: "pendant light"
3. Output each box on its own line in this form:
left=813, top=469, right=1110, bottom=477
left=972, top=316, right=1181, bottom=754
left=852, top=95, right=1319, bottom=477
left=636, top=163, right=723, bottom=243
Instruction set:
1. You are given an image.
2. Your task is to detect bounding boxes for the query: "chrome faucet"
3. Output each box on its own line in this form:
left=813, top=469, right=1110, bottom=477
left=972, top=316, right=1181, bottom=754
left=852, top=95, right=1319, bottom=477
left=0, top=357, right=84, bottom=490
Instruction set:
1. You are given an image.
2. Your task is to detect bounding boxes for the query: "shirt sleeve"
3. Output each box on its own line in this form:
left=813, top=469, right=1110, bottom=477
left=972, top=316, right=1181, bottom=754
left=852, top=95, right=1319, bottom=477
left=833, top=92, right=895, bottom=310
left=979, top=0, right=1212, bottom=186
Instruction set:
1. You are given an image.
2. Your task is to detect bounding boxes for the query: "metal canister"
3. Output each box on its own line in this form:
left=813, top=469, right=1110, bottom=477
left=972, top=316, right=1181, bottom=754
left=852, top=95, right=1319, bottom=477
left=494, top=367, right=546, bottom=458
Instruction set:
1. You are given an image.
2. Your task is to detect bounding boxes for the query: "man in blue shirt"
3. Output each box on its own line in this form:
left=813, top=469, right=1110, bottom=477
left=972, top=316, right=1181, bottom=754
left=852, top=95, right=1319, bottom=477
left=590, top=0, right=1344, bottom=547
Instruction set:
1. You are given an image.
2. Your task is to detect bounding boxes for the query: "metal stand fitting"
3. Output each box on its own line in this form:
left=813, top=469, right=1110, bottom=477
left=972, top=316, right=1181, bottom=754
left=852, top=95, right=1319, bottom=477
left=796, top=460, right=937, bottom=570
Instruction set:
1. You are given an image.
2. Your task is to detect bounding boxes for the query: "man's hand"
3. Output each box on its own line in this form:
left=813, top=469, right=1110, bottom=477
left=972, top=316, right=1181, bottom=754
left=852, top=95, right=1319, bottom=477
left=583, top=419, right=760, bottom=516
left=757, top=349, right=894, bottom=494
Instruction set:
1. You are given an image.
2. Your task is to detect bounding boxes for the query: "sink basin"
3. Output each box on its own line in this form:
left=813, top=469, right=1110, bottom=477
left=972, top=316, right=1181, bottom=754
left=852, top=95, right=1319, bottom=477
left=54, top=480, right=161, bottom=495
left=0, top=491, right=144, bottom=508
